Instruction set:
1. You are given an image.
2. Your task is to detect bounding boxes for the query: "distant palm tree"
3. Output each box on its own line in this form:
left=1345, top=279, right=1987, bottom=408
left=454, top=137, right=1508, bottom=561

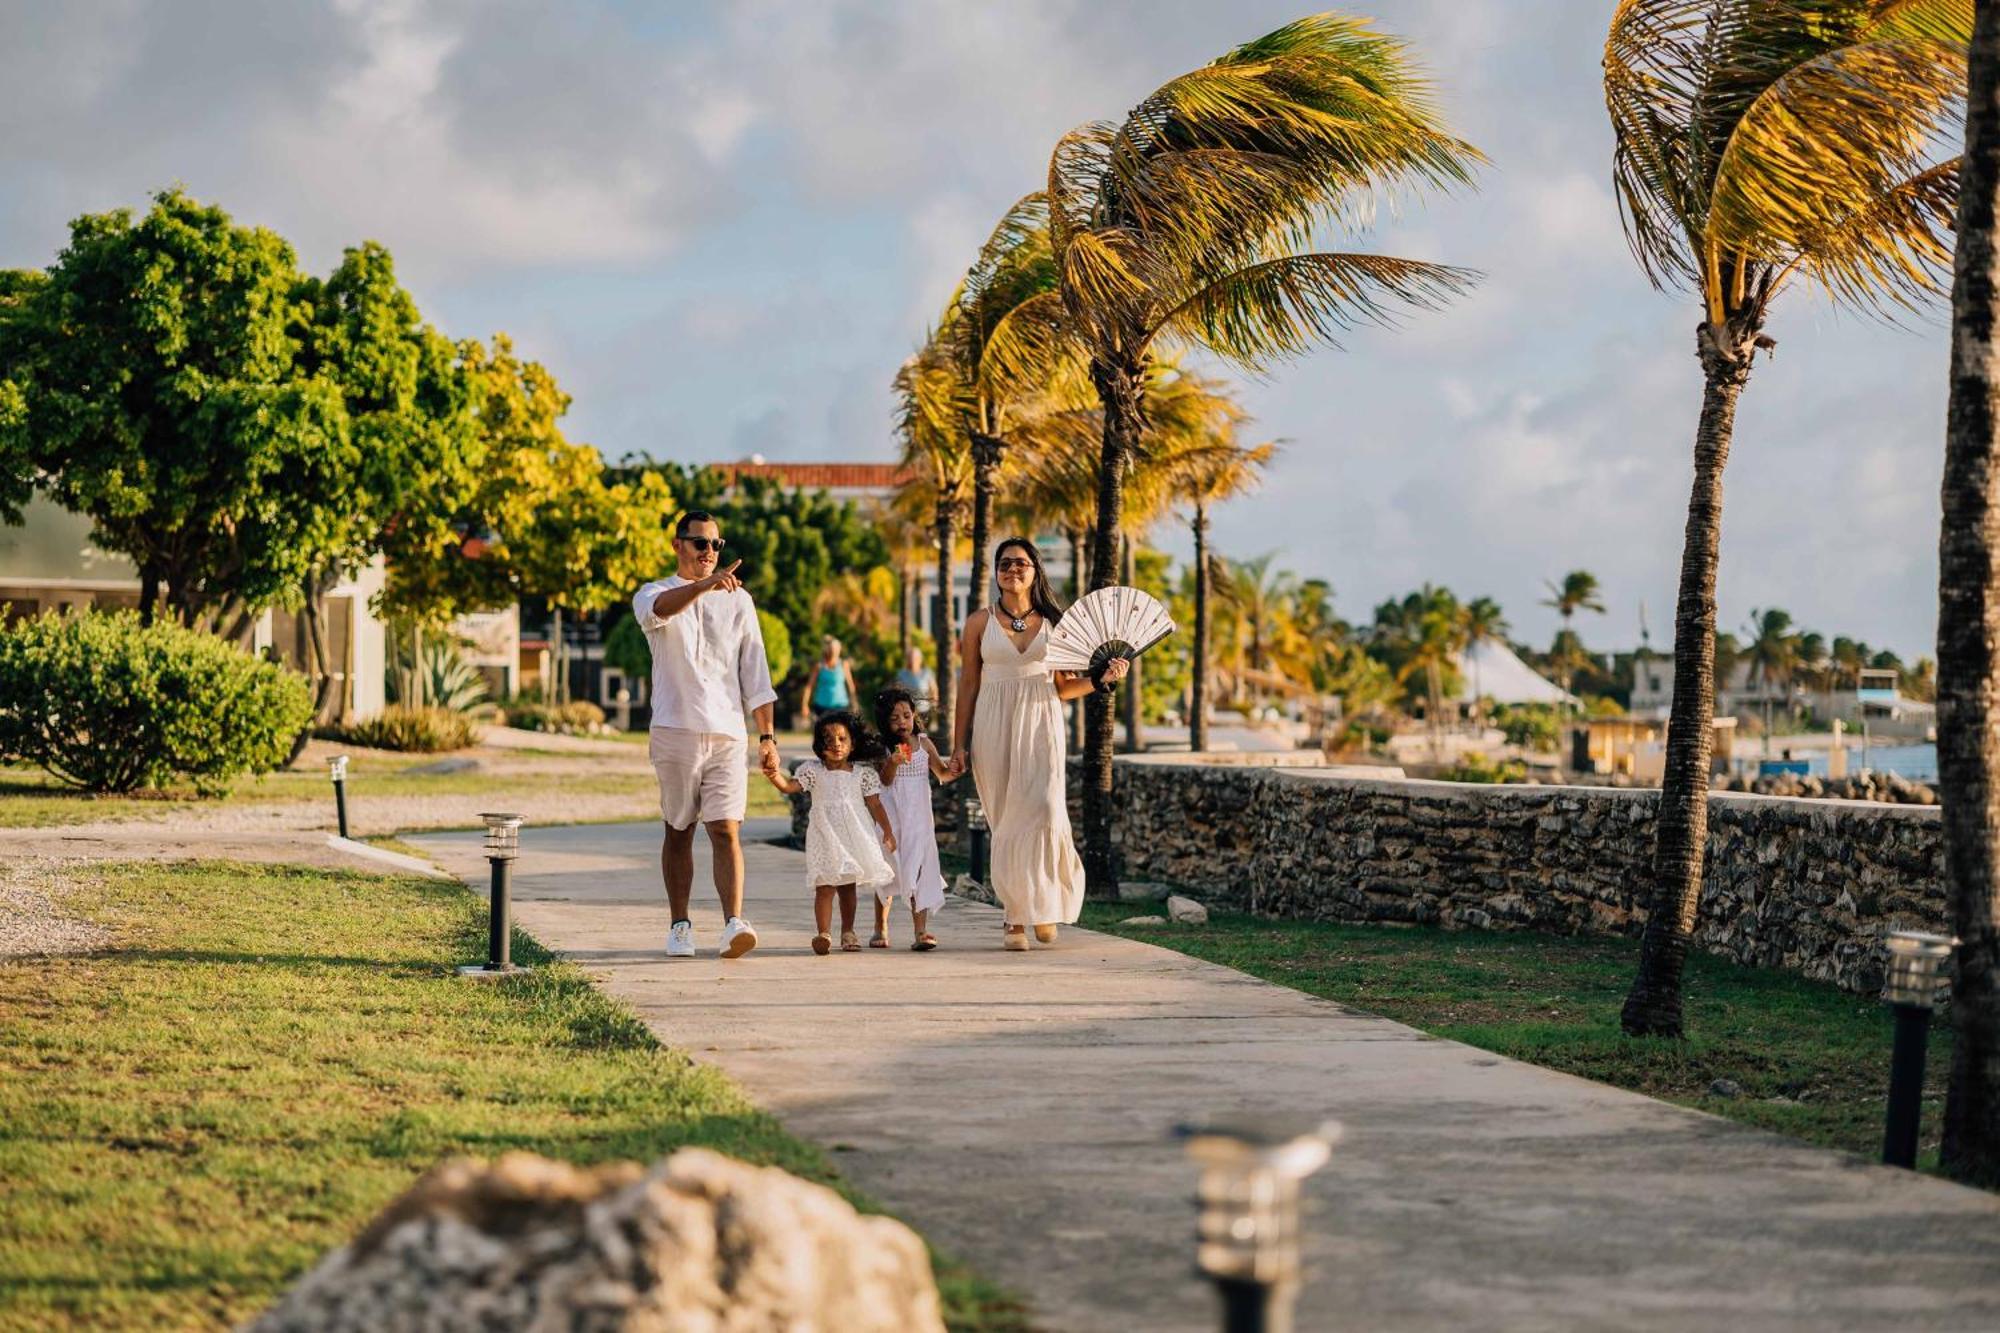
left=1743, top=606, right=1802, bottom=707
left=1541, top=570, right=1605, bottom=703
left=1940, top=0, right=2000, bottom=1185
left=1459, top=595, right=1509, bottom=720
left=1038, top=13, right=1482, bottom=891
left=1607, top=0, right=1968, bottom=1036
left=894, top=338, right=969, bottom=739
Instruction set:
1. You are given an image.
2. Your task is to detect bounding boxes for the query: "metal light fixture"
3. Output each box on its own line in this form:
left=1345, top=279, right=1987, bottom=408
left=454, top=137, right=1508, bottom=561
left=1880, top=929, right=1956, bottom=1168
left=459, top=813, right=528, bottom=978
left=327, top=754, right=350, bottom=839
left=965, top=798, right=990, bottom=885
left=1176, top=1116, right=1341, bottom=1333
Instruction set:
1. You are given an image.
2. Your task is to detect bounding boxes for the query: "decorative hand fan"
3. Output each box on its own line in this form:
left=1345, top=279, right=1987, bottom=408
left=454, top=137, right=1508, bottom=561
left=1044, top=586, right=1176, bottom=675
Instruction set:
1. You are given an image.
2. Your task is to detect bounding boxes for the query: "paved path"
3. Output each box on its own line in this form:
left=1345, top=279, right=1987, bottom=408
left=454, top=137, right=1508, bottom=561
left=409, top=821, right=2000, bottom=1333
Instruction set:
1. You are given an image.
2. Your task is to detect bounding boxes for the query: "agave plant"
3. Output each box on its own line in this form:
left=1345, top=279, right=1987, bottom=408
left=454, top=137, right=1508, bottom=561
left=1604, top=0, right=1968, bottom=1037
left=389, top=631, right=490, bottom=715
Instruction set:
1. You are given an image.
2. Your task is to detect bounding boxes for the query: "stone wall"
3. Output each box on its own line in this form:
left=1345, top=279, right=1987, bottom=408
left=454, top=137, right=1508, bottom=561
left=1080, top=759, right=1947, bottom=996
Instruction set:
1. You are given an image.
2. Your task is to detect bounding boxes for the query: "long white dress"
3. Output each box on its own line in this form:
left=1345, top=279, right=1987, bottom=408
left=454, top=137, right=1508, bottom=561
left=795, top=761, right=896, bottom=890
left=879, top=750, right=948, bottom=912
left=970, top=614, right=1085, bottom=928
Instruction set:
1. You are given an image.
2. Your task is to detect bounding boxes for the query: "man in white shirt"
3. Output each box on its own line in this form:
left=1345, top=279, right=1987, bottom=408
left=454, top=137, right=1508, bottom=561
left=632, top=511, right=781, bottom=959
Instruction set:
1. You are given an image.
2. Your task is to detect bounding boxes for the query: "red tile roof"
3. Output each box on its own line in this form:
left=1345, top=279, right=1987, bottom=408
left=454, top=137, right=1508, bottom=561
left=712, top=461, right=912, bottom=491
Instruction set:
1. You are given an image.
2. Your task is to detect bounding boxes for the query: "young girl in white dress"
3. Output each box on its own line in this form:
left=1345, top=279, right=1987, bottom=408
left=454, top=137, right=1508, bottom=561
left=765, top=710, right=897, bottom=955
left=873, top=686, right=956, bottom=951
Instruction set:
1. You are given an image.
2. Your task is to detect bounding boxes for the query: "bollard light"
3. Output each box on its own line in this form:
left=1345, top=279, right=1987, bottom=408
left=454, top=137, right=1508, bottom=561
left=1880, top=929, right=1956, bottom=1168
left=459, top=813, right=528, bottom=979
left=327, top=754, right=350, bottom=839
left=965, top=798, right=990, bottom=885
left=1176, top=1116, right=1341, bottom=1333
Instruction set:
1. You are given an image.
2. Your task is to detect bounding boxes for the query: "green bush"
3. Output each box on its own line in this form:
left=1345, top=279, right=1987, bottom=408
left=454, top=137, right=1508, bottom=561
left=603, top=613, right=650, bottom=679
left=1440, top=753, right=1527, bottom=784
left=323, top=705, right=478, bottom=753
left=1493, top=703, right=1563, bottom=752
left=387, top=631, right=490, bottom=713
left=504, top=700, right=607, bottom=735
left=0, top=610, right=313, bottom=793
left=758, top=608, right=793, bottom=685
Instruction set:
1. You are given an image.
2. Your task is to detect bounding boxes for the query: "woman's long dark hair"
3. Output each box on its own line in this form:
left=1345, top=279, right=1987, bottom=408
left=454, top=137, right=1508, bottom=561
left=993, top=537, right=1064, bottom=626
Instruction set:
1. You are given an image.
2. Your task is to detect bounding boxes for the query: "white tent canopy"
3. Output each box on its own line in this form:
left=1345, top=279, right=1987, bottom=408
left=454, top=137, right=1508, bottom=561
left=1454, top=638, right=1578, bottom=706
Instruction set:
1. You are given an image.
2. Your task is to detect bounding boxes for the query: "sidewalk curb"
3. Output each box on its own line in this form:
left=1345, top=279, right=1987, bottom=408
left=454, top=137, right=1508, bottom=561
left=325, top=835, right=453, bottom=880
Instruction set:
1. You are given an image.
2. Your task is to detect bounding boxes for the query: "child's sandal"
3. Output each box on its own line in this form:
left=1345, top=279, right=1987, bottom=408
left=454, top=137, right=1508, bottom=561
left=811, top=932, right=832, bottom=956
left=840, top=930, right=861, bottom=952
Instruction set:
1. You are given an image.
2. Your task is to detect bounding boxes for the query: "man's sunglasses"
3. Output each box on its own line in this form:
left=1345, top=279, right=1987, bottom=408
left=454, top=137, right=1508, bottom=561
left=679, top=536, right=727, bottom=553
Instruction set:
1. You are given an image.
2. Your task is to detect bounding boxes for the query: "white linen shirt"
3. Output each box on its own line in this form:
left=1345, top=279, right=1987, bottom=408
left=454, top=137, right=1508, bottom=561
left=632, top=576, right=778, bottom=737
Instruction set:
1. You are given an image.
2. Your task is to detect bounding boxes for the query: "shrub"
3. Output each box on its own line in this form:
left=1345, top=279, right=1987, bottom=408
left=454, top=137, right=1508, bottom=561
left=0, top=610, right=313, bottom=793
left=323, top=705, right=479, bottom=753
left=758, top=609, right=793, bottom=685
left=1493, top=703, right=1562, bottom=752
left=505, top=700, right=608, bottom=735
left=603, top=613, right=650, bottom=679
left=1441, top=753, right=1527, bottom=784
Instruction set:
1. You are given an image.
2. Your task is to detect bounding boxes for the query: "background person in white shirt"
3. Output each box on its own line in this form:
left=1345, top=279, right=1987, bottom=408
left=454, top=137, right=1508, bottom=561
left=632, top=511, right=781, bottom=959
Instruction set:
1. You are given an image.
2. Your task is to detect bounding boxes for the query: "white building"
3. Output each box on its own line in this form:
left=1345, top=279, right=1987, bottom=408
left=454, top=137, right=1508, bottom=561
left=1, top=493, right=387, bottom=721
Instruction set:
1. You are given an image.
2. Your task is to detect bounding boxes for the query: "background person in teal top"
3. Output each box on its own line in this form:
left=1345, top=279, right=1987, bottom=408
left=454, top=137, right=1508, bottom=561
left=811, top=635, right=859, bottom=721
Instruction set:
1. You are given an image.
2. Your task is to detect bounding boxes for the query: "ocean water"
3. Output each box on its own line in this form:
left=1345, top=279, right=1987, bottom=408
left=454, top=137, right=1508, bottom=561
left=1750, top=744, right=1938, bottom=783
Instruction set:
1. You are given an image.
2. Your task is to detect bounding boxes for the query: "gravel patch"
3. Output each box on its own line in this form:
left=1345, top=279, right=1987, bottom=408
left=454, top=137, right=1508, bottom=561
left=0, top=858, right=113, bottom=960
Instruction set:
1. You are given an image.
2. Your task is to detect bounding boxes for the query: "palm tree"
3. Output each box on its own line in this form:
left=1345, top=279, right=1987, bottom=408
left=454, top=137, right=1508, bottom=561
left=950, top=198, right=1086, bottom=612
left=1607, top=0, right=1968, bottom=1036
left=1158, top=376, right=1272, bottom=750
left=894, top=336, right=970, bottom=740
left=1940, top=0, right=2000, bottom=1185
left=1541, top=570, right=1606, bottom=702
left=1459, top=596, right=1509, bottom=720
left=1743, top=606, right=1802, bottom=734
left=1036, top=13, right=1481, bottom=891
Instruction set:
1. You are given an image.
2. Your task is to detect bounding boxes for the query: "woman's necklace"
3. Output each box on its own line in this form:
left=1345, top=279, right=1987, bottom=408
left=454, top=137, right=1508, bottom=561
left=998, top=601, right=1033, bottom=634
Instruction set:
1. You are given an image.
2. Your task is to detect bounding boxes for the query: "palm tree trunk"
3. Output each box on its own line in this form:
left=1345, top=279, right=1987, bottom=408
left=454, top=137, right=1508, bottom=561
left=898, top=561, right=911, bottom=661
left=1067, top=528, right=1083, bottom=601
left=1621, top=327, right=1756, bottom=1037
left=1083, top=357, right=1140, bottom=895
left=1122, top=535, right=1141, bottom=753
left=1941, top=0, right=2000, bottom=1186
left=933, top=502, right=957, bottom=746
left=1192, top=505, right=1209, bottom=753
left=968, top=431, right=1001, bottom=619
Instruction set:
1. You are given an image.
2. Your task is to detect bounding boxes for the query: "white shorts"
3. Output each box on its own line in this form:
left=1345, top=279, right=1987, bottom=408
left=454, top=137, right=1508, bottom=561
left=649, top=728, right=749, bottom=829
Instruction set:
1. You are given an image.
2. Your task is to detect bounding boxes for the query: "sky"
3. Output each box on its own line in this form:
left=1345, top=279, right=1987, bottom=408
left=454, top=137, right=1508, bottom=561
left=0, top=0, right=1954, bottom=659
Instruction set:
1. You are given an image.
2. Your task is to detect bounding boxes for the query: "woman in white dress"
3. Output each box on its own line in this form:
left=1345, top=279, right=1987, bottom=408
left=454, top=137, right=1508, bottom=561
left=948, top=538, right=1127, bottom=951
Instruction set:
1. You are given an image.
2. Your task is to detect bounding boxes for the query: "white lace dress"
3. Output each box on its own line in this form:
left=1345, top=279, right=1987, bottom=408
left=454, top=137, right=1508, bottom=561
left=795, top=760, right=896, bottom=890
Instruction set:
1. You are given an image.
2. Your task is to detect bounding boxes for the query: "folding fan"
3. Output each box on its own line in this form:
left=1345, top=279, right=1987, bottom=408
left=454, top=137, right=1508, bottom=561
left=1044, top=586, right=1176, bottom=676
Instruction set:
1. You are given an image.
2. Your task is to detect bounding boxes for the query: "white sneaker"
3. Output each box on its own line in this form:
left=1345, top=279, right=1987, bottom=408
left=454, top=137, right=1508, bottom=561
left=720, top=916, right=759, bottom=960
left=666, top=921, right=695, bottom=958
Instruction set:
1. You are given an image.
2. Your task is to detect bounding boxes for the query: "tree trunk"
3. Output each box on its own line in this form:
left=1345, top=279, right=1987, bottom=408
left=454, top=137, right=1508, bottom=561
left=1122, top=535, right=1141, bottom=753
left=550, top=608, right=563, bottom=707
left=1621, top=323, right=1757, bottom=1037
left=413, top=623, right=427, bottom=708
left=1083, top=357, right=1140, bottom=895
left=898, top=562, right=911, bottom=661
left=933, top=501, right=957, bottom=746
left=1067, top=527, right=1084, bottom=754
left=138, top=562, right=161, bottom=627
left=968, top=431, right=1002, bottom=621
left=1941, top=0, right=2000, bottom=1186
left=286, top=579, right=340, bottom=765
left=1192, top=505, right=1209, bottom=753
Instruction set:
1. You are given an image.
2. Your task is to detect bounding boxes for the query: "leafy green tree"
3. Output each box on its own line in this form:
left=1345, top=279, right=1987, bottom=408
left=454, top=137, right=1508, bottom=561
left=0, top=269, right=45, bottom=524
left=1036, top=14, right=1481, bottom=890
left=1606, top=0, right=1968, bottom=1037
left=4, top=188, right=343, bottom=627
left=1459, top=596, right=1509, bottom=720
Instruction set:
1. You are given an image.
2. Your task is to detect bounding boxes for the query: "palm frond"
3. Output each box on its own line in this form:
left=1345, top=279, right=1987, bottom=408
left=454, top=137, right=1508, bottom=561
left=975, top=289, right=1086, bottom=420
left=1162, top=252, right=1478, bottom=367
left=1788, top=158, right=1959, bottom=312
left=1709, top=32, right=1964, bottom=270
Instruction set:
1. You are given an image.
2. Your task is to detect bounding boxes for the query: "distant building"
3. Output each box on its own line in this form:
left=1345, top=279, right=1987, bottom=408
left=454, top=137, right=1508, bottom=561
left=0, top=493, right=387, bottom=721
left=1628, top=652, right=1934, bottom=738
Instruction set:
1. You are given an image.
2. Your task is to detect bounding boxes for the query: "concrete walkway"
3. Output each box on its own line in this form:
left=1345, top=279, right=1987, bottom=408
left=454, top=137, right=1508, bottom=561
left=409, top=821, right=2000, bottom=1333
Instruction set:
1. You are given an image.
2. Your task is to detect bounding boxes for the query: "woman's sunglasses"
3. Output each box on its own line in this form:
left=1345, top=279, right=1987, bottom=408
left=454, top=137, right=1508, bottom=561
left=996, top=557, right=1034, bottom=572
left=679, top=536, right=726, bottom=553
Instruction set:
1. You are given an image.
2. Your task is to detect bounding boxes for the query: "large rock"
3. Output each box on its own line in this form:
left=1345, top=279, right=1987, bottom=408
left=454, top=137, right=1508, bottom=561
left=247, top=1149, right=945, bottom=1333
left=1166, top=895, right=1209, bottom=925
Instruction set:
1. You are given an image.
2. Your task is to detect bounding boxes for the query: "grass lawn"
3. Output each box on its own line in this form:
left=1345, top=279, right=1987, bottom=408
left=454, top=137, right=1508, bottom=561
left=1077, top=902, right=1953, bottom=1170
left=0, top=862, right=1024, bottom=1332
left=0, top=754, right=791, bottom=829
